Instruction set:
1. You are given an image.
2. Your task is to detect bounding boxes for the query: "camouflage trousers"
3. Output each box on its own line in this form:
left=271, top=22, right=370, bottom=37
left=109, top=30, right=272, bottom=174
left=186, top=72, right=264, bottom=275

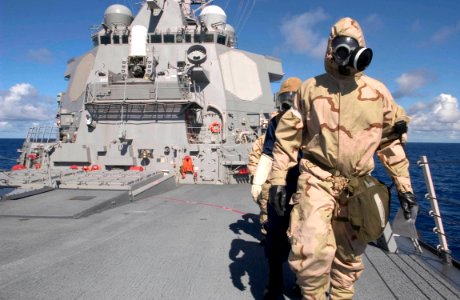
left=258, top=182, right=270, bottom=226
left=288, top=170, right=367, bottom=300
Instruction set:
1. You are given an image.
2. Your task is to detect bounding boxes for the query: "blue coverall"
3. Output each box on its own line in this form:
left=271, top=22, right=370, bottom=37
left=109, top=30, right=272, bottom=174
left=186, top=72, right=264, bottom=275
left=262, top=112, right=300, bottom=296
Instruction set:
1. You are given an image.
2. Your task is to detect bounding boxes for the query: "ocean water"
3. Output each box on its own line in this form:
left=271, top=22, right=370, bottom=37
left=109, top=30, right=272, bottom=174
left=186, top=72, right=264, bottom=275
left=0, top=139, right=459, bottom=260
left=0, top=139, right=24, bottom=171
left=374, top=143, right=460, bottom=261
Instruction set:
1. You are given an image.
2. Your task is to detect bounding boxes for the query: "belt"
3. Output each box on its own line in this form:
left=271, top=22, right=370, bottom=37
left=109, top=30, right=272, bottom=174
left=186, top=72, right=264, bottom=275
left=301, top=153, right=350, bottom=193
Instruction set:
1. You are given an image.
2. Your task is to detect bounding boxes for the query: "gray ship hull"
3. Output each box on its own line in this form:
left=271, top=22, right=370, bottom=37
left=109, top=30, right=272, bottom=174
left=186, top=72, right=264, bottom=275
left=1, top=184, right=459, bottom=299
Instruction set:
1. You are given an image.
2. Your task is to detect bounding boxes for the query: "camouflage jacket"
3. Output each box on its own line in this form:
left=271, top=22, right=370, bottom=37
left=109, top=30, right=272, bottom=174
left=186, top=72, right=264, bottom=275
left=271, top=18, right=413, bottom=193
left=247, top=134, right=265, bottom=176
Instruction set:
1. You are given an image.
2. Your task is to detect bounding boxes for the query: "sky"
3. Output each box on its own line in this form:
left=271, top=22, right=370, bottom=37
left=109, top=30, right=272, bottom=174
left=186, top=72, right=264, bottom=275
left=0, top=0, right=459, bottom=142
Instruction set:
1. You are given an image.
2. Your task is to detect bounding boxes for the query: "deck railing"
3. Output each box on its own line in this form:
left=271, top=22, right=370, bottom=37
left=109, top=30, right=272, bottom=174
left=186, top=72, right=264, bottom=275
left=25, top=126, right=59, bottom=144
left=418, top=155, right=453, bottom=264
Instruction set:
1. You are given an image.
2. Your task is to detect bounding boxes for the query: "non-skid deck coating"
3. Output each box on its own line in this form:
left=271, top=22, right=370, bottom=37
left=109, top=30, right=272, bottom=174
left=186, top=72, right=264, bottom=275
left=0, top=189, right=129, bottom=218
left=0, top=184, right=459, bottom=299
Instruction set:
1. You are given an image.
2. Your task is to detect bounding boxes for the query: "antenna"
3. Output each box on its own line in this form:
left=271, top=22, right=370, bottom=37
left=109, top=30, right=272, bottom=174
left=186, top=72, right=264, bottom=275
left=235, top=0, right=255, bottom=34
left=192, top=0, right=215, bottom=14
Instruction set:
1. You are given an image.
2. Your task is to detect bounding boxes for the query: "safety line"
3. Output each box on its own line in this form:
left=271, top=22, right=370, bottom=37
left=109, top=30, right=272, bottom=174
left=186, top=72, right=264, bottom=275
left=154, top=195, right=246, bottom=215
left=0, top=155, right=17, bottom=161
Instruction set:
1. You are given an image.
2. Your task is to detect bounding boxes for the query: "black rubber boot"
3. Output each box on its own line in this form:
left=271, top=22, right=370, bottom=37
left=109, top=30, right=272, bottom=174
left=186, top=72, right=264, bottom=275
left=263, top=261, right=283, bottom=300
left=284, top=284, right=302, bottom=299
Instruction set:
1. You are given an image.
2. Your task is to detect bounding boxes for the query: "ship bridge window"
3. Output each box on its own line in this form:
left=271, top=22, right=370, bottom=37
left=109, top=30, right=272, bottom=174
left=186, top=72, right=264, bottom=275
left=92, top=36, right=99, bottom=47
left=164, top=34, right=175, bottom=43
left=100, top=35, right=111, bottom=45
left=217, top=34, right=226, bottom=45
left=113, top=35, right=120, bottom=44
left=122, top=35, right=129, bottom=44
left=185, top=34, right=192, bottom=43
left=203, top=34, right=214, bottom=43
left=151, top=34, right=162, bottom=43
left=176, top=33, right=184, bottom=43
left=194, top=34, right=202, bottom=43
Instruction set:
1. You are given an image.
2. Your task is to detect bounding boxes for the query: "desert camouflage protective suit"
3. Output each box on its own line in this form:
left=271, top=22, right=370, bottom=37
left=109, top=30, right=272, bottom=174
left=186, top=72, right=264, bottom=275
left=248, top=134, right=269, bottom=227
left=271, top=18, right=413, bottom=299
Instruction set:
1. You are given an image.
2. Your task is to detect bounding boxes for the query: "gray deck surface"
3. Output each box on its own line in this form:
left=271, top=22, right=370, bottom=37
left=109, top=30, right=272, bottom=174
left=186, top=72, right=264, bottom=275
left=1, top=184, right=459, bottom=299
left=0, top=189, right=129, bottom=218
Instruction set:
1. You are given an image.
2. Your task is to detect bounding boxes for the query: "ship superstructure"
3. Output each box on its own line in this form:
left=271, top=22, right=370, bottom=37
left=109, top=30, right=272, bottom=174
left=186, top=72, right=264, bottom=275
left=3, top=0, right=283, bottom=194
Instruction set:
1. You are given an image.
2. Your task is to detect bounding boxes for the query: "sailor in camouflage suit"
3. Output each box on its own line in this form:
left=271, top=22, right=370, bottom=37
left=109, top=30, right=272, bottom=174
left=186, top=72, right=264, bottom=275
left=248, top=133, right=269, bottom=234
left=270, top=18, right=418, bottom=299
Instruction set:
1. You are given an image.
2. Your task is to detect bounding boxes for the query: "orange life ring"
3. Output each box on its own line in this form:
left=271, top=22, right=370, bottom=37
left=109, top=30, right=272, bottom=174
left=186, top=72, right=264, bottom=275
left=209, top=121, right=221, bottom=134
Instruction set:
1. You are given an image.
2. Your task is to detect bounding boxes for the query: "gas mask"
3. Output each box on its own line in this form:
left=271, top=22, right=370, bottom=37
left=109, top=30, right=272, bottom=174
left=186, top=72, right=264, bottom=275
left=332, top=36, right=373, bottom=75
left=277, top=92, right=296, bottom=111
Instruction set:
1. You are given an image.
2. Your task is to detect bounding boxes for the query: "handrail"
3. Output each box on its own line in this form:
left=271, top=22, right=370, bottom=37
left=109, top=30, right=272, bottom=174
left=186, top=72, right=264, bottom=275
left=26, top=126, right=59, bottom=144
left=418, top=155, right=452, bottom=264
left=85, top=81, right=194, bottom=104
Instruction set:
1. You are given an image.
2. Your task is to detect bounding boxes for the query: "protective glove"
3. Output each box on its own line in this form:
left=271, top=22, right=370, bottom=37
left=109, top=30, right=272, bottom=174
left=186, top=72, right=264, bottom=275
left=251, top=184, right=262, bottom=203
left=251, top=154, right=273, bottom=201
left=398, top=191, right=418, bottom=220
left=269, top=185, right=287, bottom=216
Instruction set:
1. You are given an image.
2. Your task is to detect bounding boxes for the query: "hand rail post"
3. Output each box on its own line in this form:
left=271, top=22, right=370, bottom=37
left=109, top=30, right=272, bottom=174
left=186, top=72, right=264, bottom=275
left=418, top=155, right=452, bottom=264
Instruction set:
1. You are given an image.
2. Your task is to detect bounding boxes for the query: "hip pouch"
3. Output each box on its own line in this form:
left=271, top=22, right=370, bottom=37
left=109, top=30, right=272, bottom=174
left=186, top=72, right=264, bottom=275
left=344, top=175, right=390, bottom=243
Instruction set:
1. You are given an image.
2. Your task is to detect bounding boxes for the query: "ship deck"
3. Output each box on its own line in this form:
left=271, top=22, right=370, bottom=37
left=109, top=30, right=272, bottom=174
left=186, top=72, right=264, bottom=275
left=1, top=184, right=459, bottom=299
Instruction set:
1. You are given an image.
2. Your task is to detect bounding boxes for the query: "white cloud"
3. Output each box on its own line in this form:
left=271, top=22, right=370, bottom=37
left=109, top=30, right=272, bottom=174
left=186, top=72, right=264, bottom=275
left=27, top=48, right=54, bottom=64
left=362, top=14, right=384, bottom=32
left=432, top=94, right=460, bottom=123
left=0, top=122, right=10, bottom=129
left=0, top=83, right=53, bottom=121
left=394, top=69, right=433, bottom=98
left=410, top=19, right=421, bottom=32
left=279, top=8, right=330, bottom=58
left=430, top=20, right=460, bottom=43
left=408, top=94, right=460, bottom=142
left=406, top=101, right=428, bottom=115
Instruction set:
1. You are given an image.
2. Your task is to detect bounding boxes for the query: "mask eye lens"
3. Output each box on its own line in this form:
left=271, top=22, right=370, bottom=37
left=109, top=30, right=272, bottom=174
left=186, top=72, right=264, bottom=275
left=335, top=46, right=350, bottom=59
left=278, top=92, right=294, bottom=103
left=332, top=36, right=361, bottom=67
left=278, top=92, right=295, bottom=110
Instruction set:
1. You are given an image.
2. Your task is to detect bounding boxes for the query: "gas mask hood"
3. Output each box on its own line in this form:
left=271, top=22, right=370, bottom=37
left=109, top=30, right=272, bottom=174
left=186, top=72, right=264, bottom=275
left=332, top=36, right=373, bottom=75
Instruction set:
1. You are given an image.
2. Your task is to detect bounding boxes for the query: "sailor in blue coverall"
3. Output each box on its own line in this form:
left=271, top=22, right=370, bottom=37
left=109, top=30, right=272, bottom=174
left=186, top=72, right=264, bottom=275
left=251, top=77, right=303, bottom=299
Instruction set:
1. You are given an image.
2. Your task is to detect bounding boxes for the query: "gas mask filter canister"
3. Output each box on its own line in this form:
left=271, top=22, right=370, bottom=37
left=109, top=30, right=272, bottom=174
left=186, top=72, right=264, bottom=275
left=332, top=36, right=373, bottom=72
